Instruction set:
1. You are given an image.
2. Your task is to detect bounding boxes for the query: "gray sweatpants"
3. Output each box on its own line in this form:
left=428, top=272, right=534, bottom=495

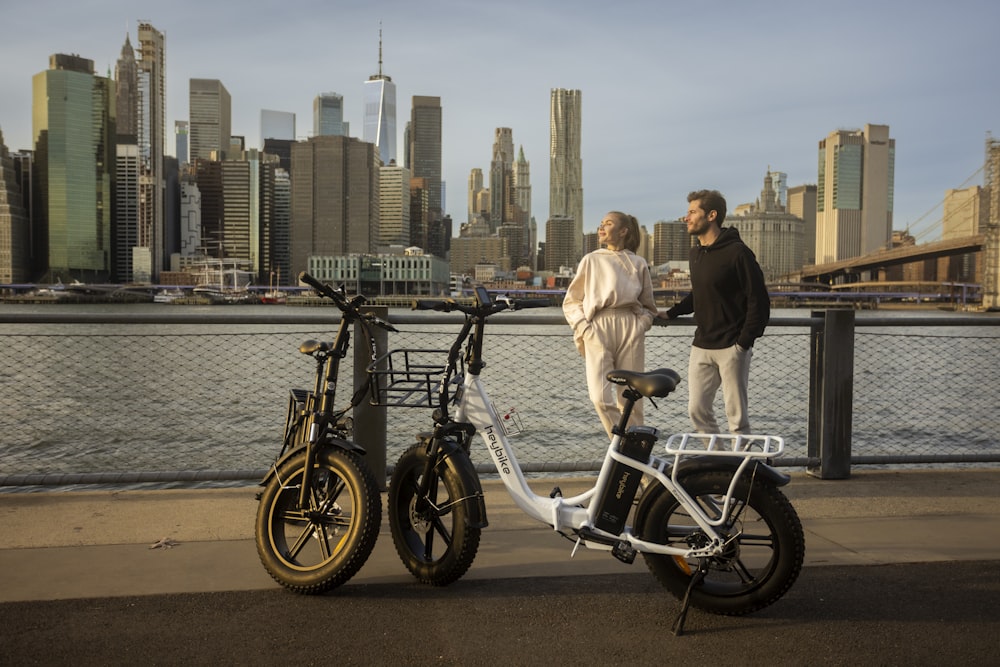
left=687, top=344, right=753, bottom=434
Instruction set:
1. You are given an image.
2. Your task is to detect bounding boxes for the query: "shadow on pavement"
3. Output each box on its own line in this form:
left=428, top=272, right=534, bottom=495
left=3, top=560, right=998, bottom=665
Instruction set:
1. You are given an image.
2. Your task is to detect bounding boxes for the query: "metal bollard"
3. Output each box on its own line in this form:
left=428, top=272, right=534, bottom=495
left=807, top=309, right=855, bottom=479
left=354, top=306, right=389, bottom=491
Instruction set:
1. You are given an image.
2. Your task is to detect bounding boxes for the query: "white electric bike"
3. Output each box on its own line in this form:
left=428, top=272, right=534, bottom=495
left=374, top=286, right=804, bottom=634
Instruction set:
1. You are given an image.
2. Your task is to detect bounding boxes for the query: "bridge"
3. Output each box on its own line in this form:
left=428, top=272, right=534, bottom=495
left=799, top=234, right=985, bottom=283
left=798, top=136, right=1000, bottom=309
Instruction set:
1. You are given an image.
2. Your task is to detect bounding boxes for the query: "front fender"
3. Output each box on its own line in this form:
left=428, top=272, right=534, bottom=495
left=435, top=437, right=489, bottom=529
left=258, top=436, right=366, bottom=487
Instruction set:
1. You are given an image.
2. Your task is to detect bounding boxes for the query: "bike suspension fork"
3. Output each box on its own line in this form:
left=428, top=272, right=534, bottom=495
left=415, top=435, right=444, bottom=501
left=297, top=417, right=322, bottom=508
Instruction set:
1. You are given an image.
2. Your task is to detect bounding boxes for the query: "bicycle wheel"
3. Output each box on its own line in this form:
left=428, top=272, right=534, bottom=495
left=256, top=447, right=381, bottom=594
left=387, top=443, right=481, bottom=586
left=639, top=470, right=804, bottom=615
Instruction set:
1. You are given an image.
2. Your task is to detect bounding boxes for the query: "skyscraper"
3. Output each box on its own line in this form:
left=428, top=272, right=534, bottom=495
left=10, top=150, right=37, bottom=275
left=0, top=127, right=30, bottom=283
left=175, top=121, right=189, bottom=165
left=544, top=216, right=577, bottom=272
left=408, top=96, right=442, bottom=218
left=787, top=184, right=817, bottom=266
left=179, top=179, right=201, bottom=256
left=379, top=162, right=411, bottom=248
left=489, top=127, right=515, bottom=231
left=289, top=135, right=380, bottom=274
left=549, top=89, right=584, bottom=261
left=652, top=219, right=691, bottom=266
left=313, top=93, right=345, bottom=137
left=270, top=168, right=291, bottom=284
left=467, top=168, right=486, bottom=223
left=32, top=54, right=115, bottom=281
left=513, top=146, right=532, bottom=266
left=189, top=78, right=232, bottom=161
left=137, top=22, right=167, bottom=281
left=363, top=28, right=396, bottom=166
left=114, top=144, right=139, bottom=281
left=260, top=109, right=296, bottom=175
left=193, top=148, right=280, bottom=280
left=940, top=185, right=988, bottom=282
left=114, top=32, right=139, bottom=282
left=114, top=33, right=138, bottom=143
left=768, top=170, right=788, bottom=209
left=815, top=124, right=894, bottom=264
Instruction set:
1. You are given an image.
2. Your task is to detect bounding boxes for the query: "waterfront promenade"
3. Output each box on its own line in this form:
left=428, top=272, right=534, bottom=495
left=2, top=468, right=999, bottom=664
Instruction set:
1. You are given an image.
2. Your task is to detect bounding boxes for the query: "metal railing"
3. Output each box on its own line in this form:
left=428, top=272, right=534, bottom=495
left=0, top=308, right=998, bottom=489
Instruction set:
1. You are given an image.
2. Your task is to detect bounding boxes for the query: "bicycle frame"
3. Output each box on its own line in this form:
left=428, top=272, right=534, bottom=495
left=454, top=368, right=783, bottom=560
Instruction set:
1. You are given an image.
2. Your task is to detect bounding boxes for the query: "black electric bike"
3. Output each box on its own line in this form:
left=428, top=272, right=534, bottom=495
left=255, top=272, right=393, bottom=594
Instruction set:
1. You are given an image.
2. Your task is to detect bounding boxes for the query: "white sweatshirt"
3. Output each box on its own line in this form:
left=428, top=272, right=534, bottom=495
left=562, top=248, right=658, bottom=333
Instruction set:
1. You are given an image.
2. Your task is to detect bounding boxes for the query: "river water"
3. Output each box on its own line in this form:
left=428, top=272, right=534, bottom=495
left=1, top=302, right=998, bottom=490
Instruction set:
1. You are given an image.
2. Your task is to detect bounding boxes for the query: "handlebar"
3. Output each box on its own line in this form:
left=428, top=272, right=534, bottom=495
left=501, top=297, right=550, bottom=310
left=298, top=271, right=348, bottom=303
left=411, top=293, right=552, bottom=316
left=298, top=271, right=398, bottom=332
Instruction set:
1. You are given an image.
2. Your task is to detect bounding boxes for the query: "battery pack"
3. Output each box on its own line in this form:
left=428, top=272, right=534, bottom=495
left=594, top=426, right=658, bottom=534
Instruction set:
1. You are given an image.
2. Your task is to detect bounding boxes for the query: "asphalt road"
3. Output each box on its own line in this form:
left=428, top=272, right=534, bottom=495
left=3, top=560, right=998, bottom=666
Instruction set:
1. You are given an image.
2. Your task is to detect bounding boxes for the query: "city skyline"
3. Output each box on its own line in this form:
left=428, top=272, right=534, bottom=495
left=1, top=0, right=998, bottom=243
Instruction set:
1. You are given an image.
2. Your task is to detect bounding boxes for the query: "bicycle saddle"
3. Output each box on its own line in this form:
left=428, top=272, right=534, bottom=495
left=298, top=339, right=332, bottom=355
left=606, top=368, right=680, bottom=397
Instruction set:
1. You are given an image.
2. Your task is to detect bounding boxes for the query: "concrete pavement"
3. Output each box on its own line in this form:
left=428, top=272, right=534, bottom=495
left=2, top=467, right=999, bottom=603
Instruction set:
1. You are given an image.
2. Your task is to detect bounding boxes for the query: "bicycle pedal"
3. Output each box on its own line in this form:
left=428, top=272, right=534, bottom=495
left=611, top=541, right=637, bottom=564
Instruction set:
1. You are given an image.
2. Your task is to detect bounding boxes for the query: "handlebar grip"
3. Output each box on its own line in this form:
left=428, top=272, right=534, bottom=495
left=515, top=298, right=551, bottom=309
left=412, top=299, right=453, bottom=311
left=298, top=271, right=332, bottom=295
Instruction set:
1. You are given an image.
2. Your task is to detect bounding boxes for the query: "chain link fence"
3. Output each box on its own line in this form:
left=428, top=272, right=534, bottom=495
left=0, top=310, right=997, bottom=488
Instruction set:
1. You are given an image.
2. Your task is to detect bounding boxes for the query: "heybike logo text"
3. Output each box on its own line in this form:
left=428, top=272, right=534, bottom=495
left=485, top=425, right=511, bottom=475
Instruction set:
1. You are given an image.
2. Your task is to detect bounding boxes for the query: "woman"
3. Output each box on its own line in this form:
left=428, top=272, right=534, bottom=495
left=563, top=211, right=657, bottom=438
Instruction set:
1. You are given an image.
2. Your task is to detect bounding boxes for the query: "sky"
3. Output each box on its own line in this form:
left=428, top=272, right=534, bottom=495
left=1, top=0, right=998, bottom=244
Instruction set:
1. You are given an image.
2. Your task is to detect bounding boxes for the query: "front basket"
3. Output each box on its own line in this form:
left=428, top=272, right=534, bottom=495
left=367, top=349, right=461, bottom=408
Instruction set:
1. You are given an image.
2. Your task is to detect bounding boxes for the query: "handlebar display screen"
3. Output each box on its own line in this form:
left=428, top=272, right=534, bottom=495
left=474, top=285, right=491, bottom=305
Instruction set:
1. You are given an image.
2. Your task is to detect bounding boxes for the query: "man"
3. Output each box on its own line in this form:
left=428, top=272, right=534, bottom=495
left=660, top=189, right=770, bottom=434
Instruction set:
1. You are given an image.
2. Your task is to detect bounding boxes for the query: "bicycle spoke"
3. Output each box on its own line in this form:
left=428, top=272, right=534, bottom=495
left=430, top=514, right=454, bottom=547
left=316, top=523, right=333, bottom=560
left=737, top=532, right=776, bottom=548
left=422, top=521, right=436, bottom=560
left=312, top=476, right=346, bottom=512
left=730, top=558, right=758, bottom=584
left=286, top=522, right=316, bottom=560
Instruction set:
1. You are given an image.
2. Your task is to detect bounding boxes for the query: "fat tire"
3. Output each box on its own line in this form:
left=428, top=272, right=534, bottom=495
left=640, top=470, right=804, bottom=615
left=255, top=448, right=381, bottom=594
left=387, top=443, right=480, bottom=586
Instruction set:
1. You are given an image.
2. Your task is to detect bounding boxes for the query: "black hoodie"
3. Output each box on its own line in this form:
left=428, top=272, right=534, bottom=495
left=665, top=227, right=770, bottom=349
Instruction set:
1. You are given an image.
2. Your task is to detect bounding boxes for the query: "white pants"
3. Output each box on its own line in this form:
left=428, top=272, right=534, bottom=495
left=687, top=344, right=753, bottom=434
left=580, top=309, right=647, bottom=438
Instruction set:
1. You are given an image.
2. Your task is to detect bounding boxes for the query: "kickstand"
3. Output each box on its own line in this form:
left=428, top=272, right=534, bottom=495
left=671, top=560, right=708, bottom=637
